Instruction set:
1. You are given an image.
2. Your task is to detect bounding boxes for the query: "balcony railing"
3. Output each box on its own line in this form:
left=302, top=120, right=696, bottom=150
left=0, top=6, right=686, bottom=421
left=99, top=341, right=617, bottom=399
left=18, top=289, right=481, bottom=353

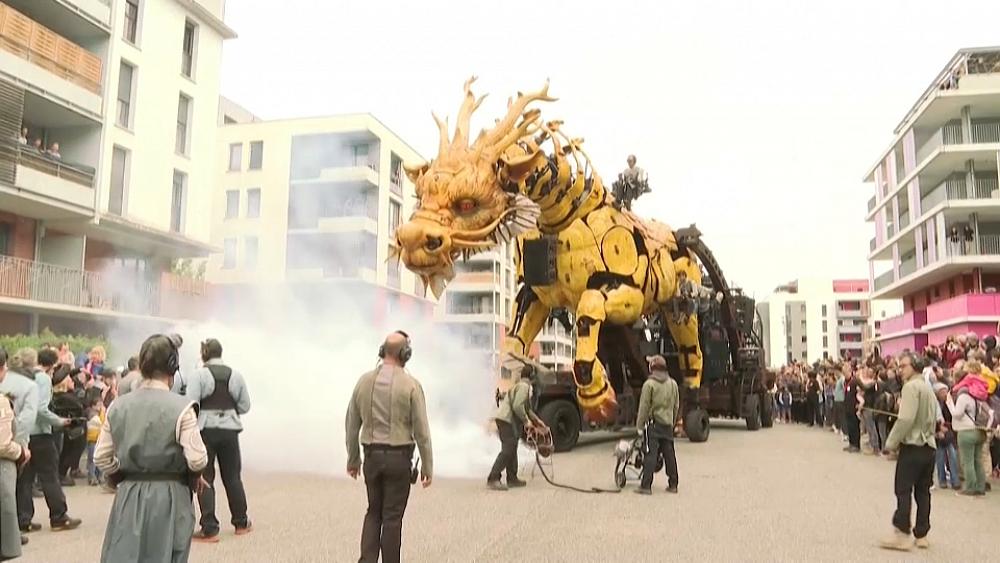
left=947, top=234, right=1000, bottom=256
left=0, top=255, right=160, bottom=316
left=0, top=3, right=103, bottom=94
left=899, top=258, right=917, bottom=278
left=0, top=139, right=95, bottom=187
left=971, top=121, right=1000, bottom=144
left=867, top=196, right=876, bottom=213
left=873, top=271, right=894, bottom=292
left=869, top=238, right=876, bottom=251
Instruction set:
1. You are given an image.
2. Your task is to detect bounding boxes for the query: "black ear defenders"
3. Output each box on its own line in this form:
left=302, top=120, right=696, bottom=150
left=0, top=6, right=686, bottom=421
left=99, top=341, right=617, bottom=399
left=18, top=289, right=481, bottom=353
left=150, top=333, right=181, bottom=375
left=378, top=330, right=413, bottom=363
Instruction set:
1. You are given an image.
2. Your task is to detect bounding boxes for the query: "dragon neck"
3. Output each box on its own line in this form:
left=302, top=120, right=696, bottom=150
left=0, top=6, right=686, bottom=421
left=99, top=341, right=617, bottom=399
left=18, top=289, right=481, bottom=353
left=521, top=151, right=608, bottom=235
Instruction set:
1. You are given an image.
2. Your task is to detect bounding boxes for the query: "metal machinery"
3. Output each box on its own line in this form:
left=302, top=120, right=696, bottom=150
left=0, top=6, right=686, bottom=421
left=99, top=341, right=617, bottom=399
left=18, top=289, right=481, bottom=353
left=530, top=226, right=772, bottom=450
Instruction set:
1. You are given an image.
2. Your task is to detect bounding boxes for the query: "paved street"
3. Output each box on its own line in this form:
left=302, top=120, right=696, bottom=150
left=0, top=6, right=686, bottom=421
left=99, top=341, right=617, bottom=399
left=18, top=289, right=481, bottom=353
left=17, top=421, right=998, bottom=562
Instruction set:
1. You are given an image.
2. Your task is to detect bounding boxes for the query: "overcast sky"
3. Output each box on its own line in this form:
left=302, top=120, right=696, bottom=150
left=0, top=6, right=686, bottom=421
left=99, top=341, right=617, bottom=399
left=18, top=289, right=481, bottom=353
left=219, top=0, right=1000, bottom=298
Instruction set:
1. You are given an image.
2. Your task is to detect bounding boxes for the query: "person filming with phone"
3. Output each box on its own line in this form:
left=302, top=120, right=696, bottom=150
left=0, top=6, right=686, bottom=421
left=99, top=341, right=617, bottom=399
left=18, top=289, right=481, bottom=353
left=345, top=330, right=433, bottom=563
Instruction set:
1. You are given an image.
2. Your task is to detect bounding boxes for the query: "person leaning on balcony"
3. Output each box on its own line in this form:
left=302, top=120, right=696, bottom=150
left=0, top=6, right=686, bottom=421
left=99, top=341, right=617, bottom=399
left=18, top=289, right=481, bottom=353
left=29, top=139, right=42, bottom=153
left=17, top=127, right=27, bottom=145
left=46, top=143, right=60, bottom=160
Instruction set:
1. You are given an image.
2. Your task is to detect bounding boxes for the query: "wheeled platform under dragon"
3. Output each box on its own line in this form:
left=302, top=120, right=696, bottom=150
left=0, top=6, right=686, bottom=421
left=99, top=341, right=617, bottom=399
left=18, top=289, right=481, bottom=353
left=392, top=78, right=772, bottom=444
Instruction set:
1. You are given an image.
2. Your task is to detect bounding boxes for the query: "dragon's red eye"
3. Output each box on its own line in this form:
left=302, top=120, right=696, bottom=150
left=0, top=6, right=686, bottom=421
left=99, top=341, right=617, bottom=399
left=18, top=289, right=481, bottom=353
left=456, top=199, right=478, bottom=214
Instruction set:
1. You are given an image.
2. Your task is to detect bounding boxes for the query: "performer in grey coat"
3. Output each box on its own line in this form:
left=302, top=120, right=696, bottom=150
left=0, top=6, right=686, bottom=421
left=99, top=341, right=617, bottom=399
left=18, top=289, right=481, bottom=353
left=94, top=335, right=209, bottom=563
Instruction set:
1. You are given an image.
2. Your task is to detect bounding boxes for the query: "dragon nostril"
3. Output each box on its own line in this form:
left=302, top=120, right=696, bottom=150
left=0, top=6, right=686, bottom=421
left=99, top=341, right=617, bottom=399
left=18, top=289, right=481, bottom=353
left=425, top=236, right=443, bottom=251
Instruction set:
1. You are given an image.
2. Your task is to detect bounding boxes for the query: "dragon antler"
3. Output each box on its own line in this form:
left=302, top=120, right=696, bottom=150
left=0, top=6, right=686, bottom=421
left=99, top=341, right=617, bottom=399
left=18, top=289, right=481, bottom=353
left=475, top=80, right=557, bottom=156
left=452, top=76, right=488, bottom=150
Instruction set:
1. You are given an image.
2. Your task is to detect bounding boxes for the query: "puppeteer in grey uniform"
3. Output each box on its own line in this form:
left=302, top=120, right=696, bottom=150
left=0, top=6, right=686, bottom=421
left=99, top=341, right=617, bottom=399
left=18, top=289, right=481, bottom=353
left=613, top=154, right=651, bottom=211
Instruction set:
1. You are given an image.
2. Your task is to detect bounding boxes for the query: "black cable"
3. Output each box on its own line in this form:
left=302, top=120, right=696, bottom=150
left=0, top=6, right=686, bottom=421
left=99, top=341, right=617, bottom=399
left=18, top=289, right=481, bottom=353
left=525, top=433, right=621, bottom=494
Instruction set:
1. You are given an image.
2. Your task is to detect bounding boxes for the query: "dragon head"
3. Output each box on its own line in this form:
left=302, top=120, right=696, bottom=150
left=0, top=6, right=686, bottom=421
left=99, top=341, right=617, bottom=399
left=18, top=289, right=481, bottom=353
left=394, top=77, right=554, bottom=298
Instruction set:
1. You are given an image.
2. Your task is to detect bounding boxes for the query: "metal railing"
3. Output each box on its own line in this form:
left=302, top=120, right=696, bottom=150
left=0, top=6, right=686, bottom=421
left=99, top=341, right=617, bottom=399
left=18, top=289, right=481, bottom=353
left=899, top=258, right=917, bottom=278
left=0, top=139, right=96, bottom=187
left=0, top=3, right=103, bottom=93
left=946, top=234, right=1000, bottom=256
left=981, top=234, right=1000, bottom=255
left=942, top=122, right=964, bottom=145
left=874, top=271, right=894, bottom=291
left=0, top=255, right=160, bottom=316
left=971, top=121, right=1000, bottom=144
left=976, top=177, right=999, bottom=197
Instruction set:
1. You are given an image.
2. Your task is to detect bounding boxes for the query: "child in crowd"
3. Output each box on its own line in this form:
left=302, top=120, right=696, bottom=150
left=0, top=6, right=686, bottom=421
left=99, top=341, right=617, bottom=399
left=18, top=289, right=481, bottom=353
left=86, top=395, right=104, bottom=486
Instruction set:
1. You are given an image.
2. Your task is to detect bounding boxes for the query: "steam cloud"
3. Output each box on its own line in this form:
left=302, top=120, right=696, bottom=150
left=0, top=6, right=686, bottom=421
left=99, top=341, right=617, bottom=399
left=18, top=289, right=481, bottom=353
left=102, top=281, right=508, bottom=479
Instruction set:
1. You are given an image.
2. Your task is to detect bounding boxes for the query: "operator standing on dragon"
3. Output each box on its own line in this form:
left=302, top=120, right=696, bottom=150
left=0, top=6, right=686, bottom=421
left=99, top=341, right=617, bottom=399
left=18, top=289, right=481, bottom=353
left=635, top=355, right=680, bottom=495
left=614, top=154, right=650, bottom=211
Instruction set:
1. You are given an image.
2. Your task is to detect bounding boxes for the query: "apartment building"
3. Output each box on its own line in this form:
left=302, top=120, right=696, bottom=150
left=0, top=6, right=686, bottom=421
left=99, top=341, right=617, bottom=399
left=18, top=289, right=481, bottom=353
left=756, top=278, right=902, bottom=367
left=0, top=0, right=233, bottom=336
left=865, top=47, right=1000, bottom=355
left=209, top=105, right=438, bottom=327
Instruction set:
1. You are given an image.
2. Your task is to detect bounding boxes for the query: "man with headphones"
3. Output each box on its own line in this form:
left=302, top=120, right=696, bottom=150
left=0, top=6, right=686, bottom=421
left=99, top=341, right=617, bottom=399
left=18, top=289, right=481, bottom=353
left=94, top=333, right=210, bottom=562
left=187, top=338, right=252, bottom=543
left=346, top=330, right=433, bottom=563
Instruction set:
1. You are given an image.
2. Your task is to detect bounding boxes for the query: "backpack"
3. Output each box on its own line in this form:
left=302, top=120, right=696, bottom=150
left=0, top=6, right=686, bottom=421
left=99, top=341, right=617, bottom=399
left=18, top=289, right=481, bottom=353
left=969, top=398, right=993, bottom=429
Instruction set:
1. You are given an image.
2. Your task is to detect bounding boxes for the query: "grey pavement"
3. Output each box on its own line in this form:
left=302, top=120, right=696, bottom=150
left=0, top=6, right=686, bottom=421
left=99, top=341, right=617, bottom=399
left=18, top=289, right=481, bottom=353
left=16, top=422, right=998, bottom=562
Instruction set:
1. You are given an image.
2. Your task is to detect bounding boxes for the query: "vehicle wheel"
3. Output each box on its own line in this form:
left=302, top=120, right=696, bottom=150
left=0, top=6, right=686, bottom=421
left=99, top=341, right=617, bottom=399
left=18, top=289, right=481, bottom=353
left=684, top=408, right=710, bottom=443
left=614, top=461, right=627, bottom=489
left=745, top=394, right=761, bottom=431
left=760, top=393, right=774, bottom=428
left=538, top=400, right=581, bottom=452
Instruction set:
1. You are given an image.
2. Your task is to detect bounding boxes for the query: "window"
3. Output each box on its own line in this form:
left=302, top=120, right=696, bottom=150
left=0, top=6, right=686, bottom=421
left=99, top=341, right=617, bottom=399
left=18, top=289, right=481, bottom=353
left=181, top=20, right=197, bottom=78
left=175, top=95, right=191, bottom=155
left=0, top=222, right=10, bottom=255
left=170, top=171, right=186, bottom=233
left=225, top=190, right=239, bottom=219
left=823, top=336, right=828, bottom=347
left=117, top=62, right=135, bottom=128
left=223, top=238, right=236, bottom=269
left=352, top=144, right=370, bottom=167
left=822, top=320, right=828, bottom=332
left=109, top=147, right=129, bottom=215
left=389, top=201, right=401, bottom=237
left=249, top=141, right=263, bottom=170
left=228, top=143, right=242, bottom=171
left=801, top=335, right=807, bottom=343
left=123, top=0, right=139, bottom=44
left=247, top=188, right=261, bottom=218
left=244, top=237, right=258, bottom=270
left=821, top=304, right=827, bottom=316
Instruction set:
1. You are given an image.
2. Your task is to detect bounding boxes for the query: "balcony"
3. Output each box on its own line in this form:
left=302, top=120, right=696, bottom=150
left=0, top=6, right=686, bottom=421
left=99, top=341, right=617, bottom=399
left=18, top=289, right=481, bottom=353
left=879, top=310, right=928, bottom=336
left=869, top=237, right=876, bottom=252
left=0, top=255, right=207, bottom=319
left=971, top=121, right=1000, bottom=144
left=926, top=293, right=1000, bottom=327
left=0, top=139, right=94, bottom=216
left=867, top=196, right=876, bottom=213
left=0, top=3, right=103, bottom=116
left=947, top=234, right=1000, bottom=257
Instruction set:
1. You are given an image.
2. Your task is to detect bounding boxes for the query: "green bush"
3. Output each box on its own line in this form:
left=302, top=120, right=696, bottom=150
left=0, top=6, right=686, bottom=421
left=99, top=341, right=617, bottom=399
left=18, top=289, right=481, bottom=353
left=0, top=328, right=111, bottom=360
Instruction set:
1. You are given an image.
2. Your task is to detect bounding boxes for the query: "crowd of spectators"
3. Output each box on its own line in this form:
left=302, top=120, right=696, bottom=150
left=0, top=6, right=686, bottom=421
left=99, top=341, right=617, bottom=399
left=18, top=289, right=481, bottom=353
left=770, top=332, right=999, bottom=496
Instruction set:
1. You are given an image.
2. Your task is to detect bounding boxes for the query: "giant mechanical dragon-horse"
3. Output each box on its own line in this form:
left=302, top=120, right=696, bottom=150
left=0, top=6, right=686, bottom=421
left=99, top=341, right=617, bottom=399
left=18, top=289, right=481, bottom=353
left=394, top=78, right=709, bottom=423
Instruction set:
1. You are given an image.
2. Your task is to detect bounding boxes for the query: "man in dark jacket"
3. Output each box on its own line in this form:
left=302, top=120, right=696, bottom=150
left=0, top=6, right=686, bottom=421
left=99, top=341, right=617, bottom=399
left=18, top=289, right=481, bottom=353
left=635, top=355, right=680, bottom=495
left=843, top=365, right=862, bottom=453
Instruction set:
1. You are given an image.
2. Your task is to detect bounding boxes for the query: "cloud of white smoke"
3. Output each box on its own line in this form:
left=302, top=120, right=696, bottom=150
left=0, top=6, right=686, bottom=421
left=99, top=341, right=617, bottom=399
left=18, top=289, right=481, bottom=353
left=104, top=280, right=505, bottom=479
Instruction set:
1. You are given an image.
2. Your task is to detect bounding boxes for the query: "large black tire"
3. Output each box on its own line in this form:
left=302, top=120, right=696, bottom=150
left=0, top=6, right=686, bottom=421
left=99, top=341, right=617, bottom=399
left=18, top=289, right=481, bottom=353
left=745, top=394, right=761, bottom=431
left=760, top=393, right=774, bottom=428
left=684, top=408, right=710, bottom=443
left=538, top=400, right=581, bottom=452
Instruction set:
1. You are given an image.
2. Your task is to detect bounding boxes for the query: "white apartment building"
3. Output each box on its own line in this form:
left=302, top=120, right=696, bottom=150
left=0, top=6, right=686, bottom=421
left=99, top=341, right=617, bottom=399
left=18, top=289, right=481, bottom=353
left=0, top=0, right=233, bottom=336
left=210, top=104, right=439, bottom=325
left=756, top=278, right=902, bottom=367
